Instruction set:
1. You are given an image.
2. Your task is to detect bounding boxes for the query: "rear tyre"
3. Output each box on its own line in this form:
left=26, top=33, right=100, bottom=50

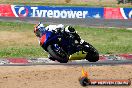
left=47, top=45, right=69, bottom=63
left=83, top=42, right=99, bottom=62
left=86, top=51, right=99, bottom=62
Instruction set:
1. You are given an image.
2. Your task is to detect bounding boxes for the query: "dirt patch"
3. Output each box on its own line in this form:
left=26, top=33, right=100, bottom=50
left=0, top=31, right=38, bottom=48
left=0, top=65, right=131, bottom=88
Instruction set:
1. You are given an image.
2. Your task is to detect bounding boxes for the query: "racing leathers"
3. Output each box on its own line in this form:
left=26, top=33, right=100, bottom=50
left=34, top=23, right=82, bottom=61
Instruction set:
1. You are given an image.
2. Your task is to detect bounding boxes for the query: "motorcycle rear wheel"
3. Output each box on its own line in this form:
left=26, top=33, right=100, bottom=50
left=47, top=45, right=69, bottom=63
left=83, top=42, right=99, bottom=62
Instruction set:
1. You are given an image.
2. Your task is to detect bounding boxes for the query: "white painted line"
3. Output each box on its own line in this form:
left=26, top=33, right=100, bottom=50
left=126, top=28, right=132, bottom=30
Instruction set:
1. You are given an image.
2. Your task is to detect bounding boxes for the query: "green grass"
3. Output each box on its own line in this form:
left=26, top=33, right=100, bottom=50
left=0, top=46, right=48, bottom=58
left=0, top=21, right=132, bottom=58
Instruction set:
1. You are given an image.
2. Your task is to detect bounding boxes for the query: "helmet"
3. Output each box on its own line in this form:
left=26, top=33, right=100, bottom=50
left=65, top=26, right=75, bottom=33
left=34, top=22, right=46, bottom=37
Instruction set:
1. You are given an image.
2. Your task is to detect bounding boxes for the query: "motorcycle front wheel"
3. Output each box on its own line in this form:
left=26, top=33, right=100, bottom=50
left=47, top=45, right=69, bottom=63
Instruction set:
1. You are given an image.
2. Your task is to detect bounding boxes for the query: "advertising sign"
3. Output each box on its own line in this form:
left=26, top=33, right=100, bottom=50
left=0, top=4, right=131, bottom=19
left=104, top=8, right=132, bottom=19
left=0, top=4, right=15, bottom=17
left=11, top=5, right=104, bottom=18
left=0, top=5, right=103, bottom=18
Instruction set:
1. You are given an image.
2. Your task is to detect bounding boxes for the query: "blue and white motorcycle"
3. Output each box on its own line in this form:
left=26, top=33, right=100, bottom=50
left=40, top=26, right=99, bottom=63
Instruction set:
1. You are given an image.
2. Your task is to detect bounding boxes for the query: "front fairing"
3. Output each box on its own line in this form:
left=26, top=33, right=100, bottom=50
left=40, top=31, right=52, bottom=46
left=41, top=31, right=62, bottom=50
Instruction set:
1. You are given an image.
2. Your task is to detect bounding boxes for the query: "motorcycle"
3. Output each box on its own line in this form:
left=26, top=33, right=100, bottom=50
left=41, top=26, right=99, bottom=63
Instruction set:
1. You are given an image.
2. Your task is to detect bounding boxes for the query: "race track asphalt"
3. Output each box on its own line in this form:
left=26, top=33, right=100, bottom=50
left=0, top=17, right=132, bottom=28
left=0, top=60, right=132, bottom=66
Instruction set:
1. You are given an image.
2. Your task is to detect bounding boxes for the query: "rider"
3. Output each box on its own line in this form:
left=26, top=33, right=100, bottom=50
left=34, top=22, right=81, bottom=61
left=34, top=22, right=65, bottom=45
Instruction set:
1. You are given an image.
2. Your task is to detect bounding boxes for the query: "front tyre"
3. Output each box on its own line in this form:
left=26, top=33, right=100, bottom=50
left=47, top=45, right=69, bottom=63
